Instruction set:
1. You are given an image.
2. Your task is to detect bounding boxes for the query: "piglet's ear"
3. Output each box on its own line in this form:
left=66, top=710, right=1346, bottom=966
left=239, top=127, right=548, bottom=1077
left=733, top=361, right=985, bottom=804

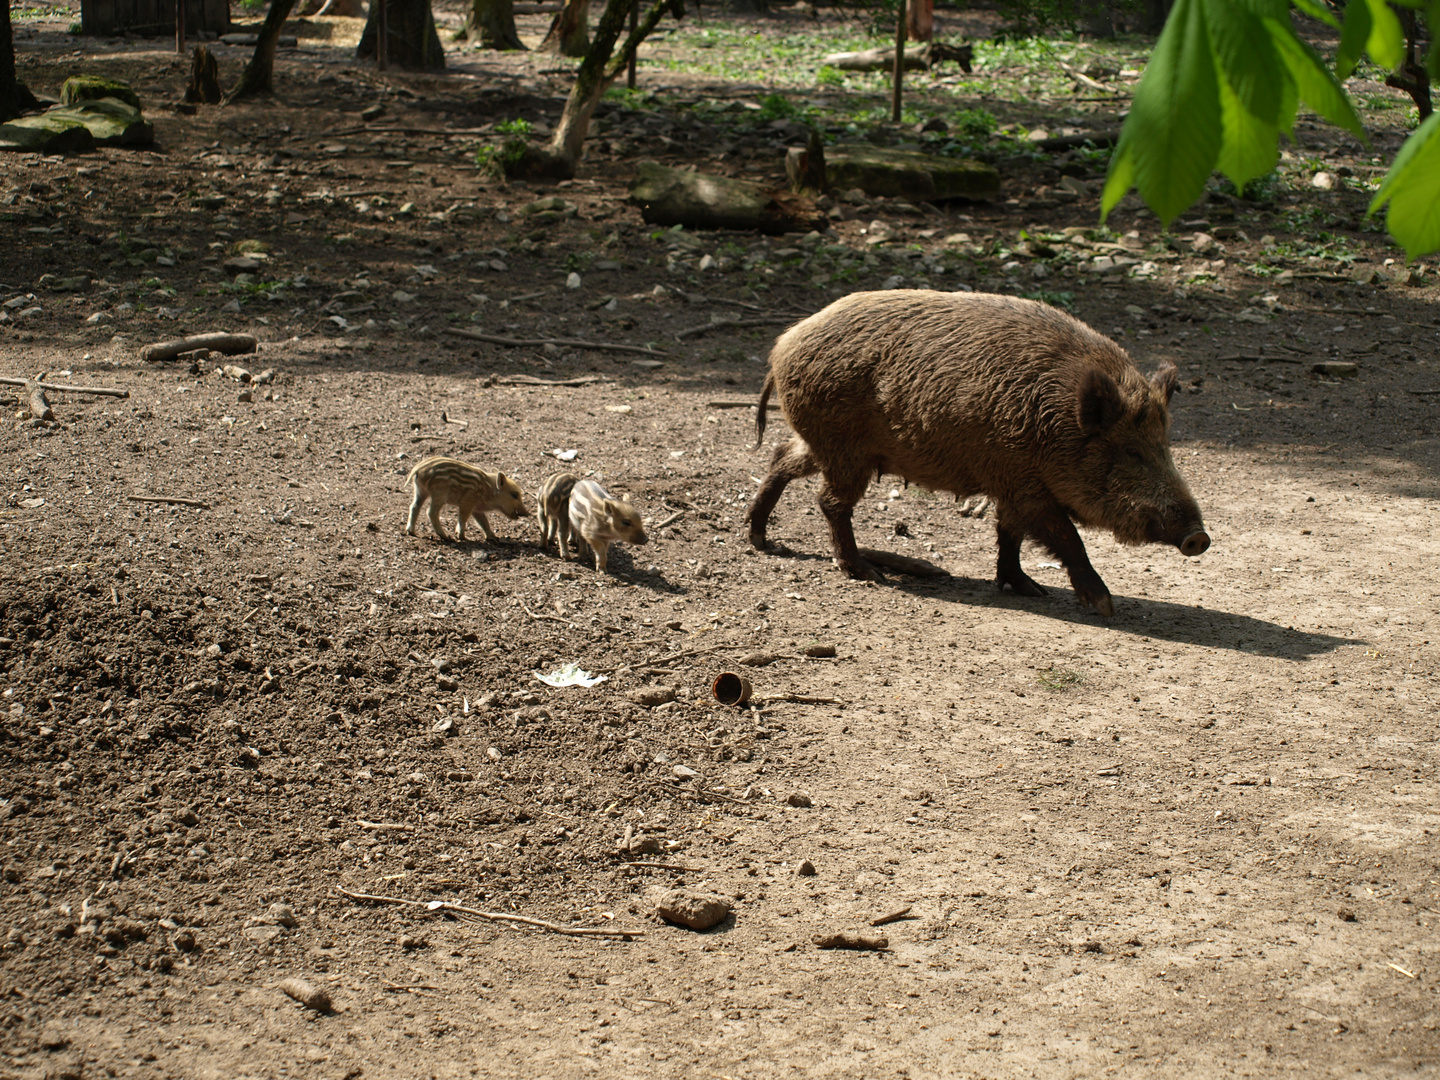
left=1077, top=370, right=1123, bottom=435
left=1150, top=361, right=1179, bottom=405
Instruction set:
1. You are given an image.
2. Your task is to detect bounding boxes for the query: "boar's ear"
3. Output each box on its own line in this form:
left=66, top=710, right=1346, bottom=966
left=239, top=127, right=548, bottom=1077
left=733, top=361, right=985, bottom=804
left=1150, top=361, right=1179, bottom=405
left=1077, top=370, right=1124, bottom=435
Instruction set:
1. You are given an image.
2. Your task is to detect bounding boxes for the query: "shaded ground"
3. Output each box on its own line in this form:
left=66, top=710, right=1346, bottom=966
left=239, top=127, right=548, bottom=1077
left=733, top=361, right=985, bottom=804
left=2, top=6, right=1438, bottom=1079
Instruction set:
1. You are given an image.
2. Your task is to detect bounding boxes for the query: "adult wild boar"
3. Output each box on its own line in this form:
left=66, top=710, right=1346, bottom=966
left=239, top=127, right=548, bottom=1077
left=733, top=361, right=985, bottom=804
left=744, top=290, right=1209, bottom=616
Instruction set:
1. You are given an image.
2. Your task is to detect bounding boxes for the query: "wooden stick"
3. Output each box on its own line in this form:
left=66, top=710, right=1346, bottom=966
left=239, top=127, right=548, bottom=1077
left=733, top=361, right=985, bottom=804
left=0, top=377, right=130, bottom=398
left=521, top=602, right=576, bottom=628
left=336, top=887, right=645, bottom=939
left=127, top=494, right=210, bottom=509
left=445, top=328, right=668, bottom=357
left=24, top=380, right=52, bottom=421
left=1056, top=59, right=1115, bottom=94
left=625, top=861, right=705, bottom=871
left=652, top=510, right=684, bottom=531
left=357, top=820, right=416, bottom=832
left=495, top=374, right=611, bottom=387
left=140, top=333, right=258, bottom=363
left=707, top=400, right=779, bottom=410
left=675, top=315, right=798, bottom=340
left=870, top=905, right=913, bottom=927
left=755, top=694, right=843, bottom=706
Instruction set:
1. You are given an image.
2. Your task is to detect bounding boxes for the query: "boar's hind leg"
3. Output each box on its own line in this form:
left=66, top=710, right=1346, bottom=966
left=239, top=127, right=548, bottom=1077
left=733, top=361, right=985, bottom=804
left=1030, top=512, right=1114, bottom=617
left=819, top=468, right=882, bottom=581
left=746, top=436, right=819, bottom=550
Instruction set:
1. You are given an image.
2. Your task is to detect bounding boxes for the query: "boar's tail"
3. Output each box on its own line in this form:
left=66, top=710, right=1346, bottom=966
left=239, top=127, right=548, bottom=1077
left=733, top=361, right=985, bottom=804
left=753, top=372, right=776, bottom=450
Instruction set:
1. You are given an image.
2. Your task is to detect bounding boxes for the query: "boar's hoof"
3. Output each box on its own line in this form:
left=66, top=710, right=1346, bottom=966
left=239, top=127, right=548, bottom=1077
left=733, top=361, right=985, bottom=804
left=748, top=529, right=768, bottom=551
left=838, top=555, right=886, bottom=583
left=1179, top=531, right=1210, bottom=557
left=1083, top=591, right=1115, bottom=618
left=997, top=571, right=1047, bottom=599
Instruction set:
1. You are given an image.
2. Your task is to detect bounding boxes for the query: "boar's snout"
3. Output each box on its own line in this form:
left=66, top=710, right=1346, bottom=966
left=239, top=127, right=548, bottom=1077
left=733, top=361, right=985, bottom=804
left=1179, top=530, right=1210, bottom=557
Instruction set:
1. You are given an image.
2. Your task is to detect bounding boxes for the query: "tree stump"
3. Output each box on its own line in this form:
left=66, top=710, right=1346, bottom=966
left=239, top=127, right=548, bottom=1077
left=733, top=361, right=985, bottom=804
left=184, top=46, right=224, bottom=104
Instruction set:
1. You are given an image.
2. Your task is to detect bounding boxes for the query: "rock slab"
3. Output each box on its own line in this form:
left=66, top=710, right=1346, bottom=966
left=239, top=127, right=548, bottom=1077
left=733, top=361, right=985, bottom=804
left=655, top=889, right=732, bottom=931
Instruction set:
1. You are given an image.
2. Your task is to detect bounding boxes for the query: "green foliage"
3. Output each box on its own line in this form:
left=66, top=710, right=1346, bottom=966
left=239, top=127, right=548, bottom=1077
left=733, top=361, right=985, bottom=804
left=953, top=107, right=998, bottom=137
left=816, top=65, right=846, bottom=88
left=1104, top=0, right=1439, bottom=256
left=1021, top=289, right=1075, bottom=309
left=475, top=119, right=533, bottom=176
left=67, top=21, right=82, bottom=34
left=756, top=93, right=800, bottom=121
left=1036, top=666, right=1085, bottom=690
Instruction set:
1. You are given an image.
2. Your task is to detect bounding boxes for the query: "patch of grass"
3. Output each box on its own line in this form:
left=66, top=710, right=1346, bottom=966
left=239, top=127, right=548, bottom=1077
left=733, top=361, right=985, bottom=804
left=1021, top=289, right=1075, bottom=309
left=475, top=118, right=532, bottom=176
left=1036, top=666, right=1084, bottom=690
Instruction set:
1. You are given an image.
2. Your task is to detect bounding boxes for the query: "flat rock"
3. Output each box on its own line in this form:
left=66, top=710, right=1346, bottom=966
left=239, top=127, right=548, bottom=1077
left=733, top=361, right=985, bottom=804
left=825, top=144, right=1000, bottom=202
left=655, top=889, right=732, bottom=931
left=224, top=256, right=261, bottom=275
left=38, top=98, right=153, bottom=147
left=0, top=116, right=96, bottom=154
left=60, top=75, right=141, bottom=110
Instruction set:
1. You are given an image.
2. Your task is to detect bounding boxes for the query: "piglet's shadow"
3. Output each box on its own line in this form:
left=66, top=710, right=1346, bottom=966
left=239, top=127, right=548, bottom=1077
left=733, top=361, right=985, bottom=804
left=890, top=574, right=1353, bottom=659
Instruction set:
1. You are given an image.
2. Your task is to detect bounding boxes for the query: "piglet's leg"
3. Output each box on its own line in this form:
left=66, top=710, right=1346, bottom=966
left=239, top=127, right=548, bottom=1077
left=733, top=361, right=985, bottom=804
left=1030, top=512, right=1113, bottom=617
left=427, top=498, right=451, bottom=542
left=592, top=538, right=611, bottom=573
left=406, top=486, right=426, bottom=536
left=995, top=510, right=1046, bottom=599
left=473, top=511, right=501, bottom=543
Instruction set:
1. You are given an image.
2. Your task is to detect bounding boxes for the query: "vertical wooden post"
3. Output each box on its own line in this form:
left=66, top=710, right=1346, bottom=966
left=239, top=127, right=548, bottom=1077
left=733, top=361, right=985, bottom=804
left=626, top=0, right=638, bottom=89
left=377, top=0, right=389, bottom=70
left=891, top=0, right=906, bottom=124
left=175, top=0, right=186, bottom=53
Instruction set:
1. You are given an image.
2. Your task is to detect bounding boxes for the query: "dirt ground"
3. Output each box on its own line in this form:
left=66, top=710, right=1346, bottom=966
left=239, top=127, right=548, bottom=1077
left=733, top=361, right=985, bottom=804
left=2, top=5, right=1439, bottom=1078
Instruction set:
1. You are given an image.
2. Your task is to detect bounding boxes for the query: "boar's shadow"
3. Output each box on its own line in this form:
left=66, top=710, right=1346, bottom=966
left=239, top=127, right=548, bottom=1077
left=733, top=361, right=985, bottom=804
left=890, top=575, right=1354, bottom=659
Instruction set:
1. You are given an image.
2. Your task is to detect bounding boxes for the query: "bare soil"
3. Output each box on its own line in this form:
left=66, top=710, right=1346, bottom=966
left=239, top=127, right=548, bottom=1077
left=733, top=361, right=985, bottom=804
left=2, top=8, right=1439, bottom=1078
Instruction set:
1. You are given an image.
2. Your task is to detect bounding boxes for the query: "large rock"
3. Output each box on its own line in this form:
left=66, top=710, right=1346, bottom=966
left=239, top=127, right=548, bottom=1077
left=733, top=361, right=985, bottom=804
left=629, top=161, right=826, bottom=235
left=0, top=116, right=96, bottom=154
left=60, top=76, right=142, bottom=111
left=46, top=98, right=153, bottom=147
left=825, top=144, right=1000, bottom=202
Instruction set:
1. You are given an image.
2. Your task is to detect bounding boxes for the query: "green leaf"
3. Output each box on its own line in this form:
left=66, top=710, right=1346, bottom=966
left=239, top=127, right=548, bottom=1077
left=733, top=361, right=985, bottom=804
left=1217, top=66, right=1281, bottom=187
left=1204, top=0, right=1284, bottom=121
left=1336, top=0, right=1372, bottom=80
left=1289, top=0, right=1341, bottom=28
left=1369, top=112, right=1440, bottom=258
left=1362, top=0, right=1405, bottom=70
left=1100, top=138, right=1137, bottom=221
left=1266, top=18, right=1366, bottom=137
left=1124, top=0, right=1224, bottom=224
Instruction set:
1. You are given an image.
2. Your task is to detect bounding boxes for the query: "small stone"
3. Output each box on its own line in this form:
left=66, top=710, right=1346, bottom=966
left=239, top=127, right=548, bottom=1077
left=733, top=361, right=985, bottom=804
left=362, top=103, right=385, bottom=122
left=486, top=747, right=503, bottom=761
left=399, top=934, right=426, bottom=950
left=566, top=271, right=582, bottom=289
left=738, top=652, right=779, bottom=667
left=628, top=687, right=676, bottom=708
left=1311, top=171, right=1336, bottom=191
left=278, top=977, right=332, bottom=1012
left=1313, top=360, right=1358, bottom=379
left=437, top=676, right=459, bottom=692
left=672, top=765, right=698, bottom=780
left=627, top=835, right=662, bottom=855
left=267, top=902, right=298, bottom=928
left=222, top=255, right=260, bottom=275
left=433, top=717, right=455, bottom=736
left=796, top=859, right=817, bottom=876
left=803, top=643, right=837, bottom=658
left=786, top=792, right=813, bottom=808
left=206, top=643, right=224, bottom=658
left=655, top=889, right=732, bottom=931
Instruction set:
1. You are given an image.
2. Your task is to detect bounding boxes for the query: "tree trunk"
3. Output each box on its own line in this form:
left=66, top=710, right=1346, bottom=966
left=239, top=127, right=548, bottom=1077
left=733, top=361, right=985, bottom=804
left=1384, top=8, right=1432, bottom=120
left=509, top=0, right=677, bottom=179
left=540, top=0, right=591, bottom=55
left=226, top=0, right=300, bottom=101
left=359, top=0, right=446, bottom=70
left=466, top=0, right=525, bottom=50
left=905, top=0, right=932, bottom=43
left=0, top=0, right=38, bottom=123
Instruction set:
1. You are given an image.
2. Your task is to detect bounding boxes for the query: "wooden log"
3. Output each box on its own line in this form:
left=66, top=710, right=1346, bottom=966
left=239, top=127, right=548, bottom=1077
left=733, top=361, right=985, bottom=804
left=823, top=41, right=971, bottom=74
left=141, top=332, right=258, bottom=363
left=24, top=381, right=53, bottom=421
left=628, top=161, right=826, bottom=235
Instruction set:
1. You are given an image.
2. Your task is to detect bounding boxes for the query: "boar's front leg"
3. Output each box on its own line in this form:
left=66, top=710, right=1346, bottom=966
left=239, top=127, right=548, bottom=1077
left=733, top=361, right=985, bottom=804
left=1030, top=511, right=1114, bottom=617
left=819, top=466, right=882, bottom=581
left=995, top=511, right=1048, bottom=601
left=747, top=436, right=820, bottom=550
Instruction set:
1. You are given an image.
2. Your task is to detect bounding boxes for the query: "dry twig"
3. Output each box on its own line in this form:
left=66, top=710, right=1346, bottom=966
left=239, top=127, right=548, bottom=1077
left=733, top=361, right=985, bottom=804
left=336, top=887, right=645, bottom=939
left=127, top=494, right=210, bottom=509
left=358, top=820, right=417, bottom=832
left=624, top=861, right=705, bottom=871
left=653, top=510, right=685, bottom=531
left=870, top=905, right=913, bottom=927
left=445, top=328, right=668, bottom=357
left=0, top=377, right=130, bottom=398
left=522, top=602, right=577, bottom=629
left=495, top=374, right=611, bottom=388
left=675, top=315, right=799, bottom=340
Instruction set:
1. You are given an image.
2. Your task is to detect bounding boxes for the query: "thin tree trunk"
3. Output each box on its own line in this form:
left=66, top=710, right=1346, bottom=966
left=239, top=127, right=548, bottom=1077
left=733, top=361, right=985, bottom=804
left=540, top=0, right=591, bottom=55
left=226, top=0, right=299, bottom=101
left=358, top=0, right=445, bottom=69
left=891, top=0, right=905, bottom=123
left=905, top=0, right=932, bottom=43
left=466, top=0, right=525, bottom=49
left=1, top=0, right=26, bottom=122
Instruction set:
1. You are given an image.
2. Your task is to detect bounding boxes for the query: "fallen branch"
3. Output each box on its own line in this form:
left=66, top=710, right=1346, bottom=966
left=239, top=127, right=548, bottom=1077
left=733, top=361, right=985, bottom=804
left=140, top=333, right=259, bottom=363
left=813, top=932, right=889, bottom=950
left=1056, top=60, right=1116, bottom=94
left=445, top=328, right=668, bottom=357
left=857, top=547, right=950, bottom=578
left=707, top=400, right=780, bottom=410
left=652, top=510, right=685, bottom=531
left=0, top=377, right=130, bottom=398
left=126, top=494, right=210, bottom=509
left=1407, top=389, right=1440, bottom=396
left=336, top=887, right=645, bottom=939
left=357, top=820, right=417, bottom=832
left=521, top=602, right=577, bottom=629
left=870, top=905, right=913, bottom=927
left=495, top=374, right=612, bottom=387
left=676, top=315, right=799, bottom=341
left=624, top=861, right=704, bottom=871
left=654, top=780, right=750, bottom=806
left=1034, top=128, right=1122, bottom=152
left=440, top=411, right=469, bottom=427
left=754, top=694, right=844, bottom=706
